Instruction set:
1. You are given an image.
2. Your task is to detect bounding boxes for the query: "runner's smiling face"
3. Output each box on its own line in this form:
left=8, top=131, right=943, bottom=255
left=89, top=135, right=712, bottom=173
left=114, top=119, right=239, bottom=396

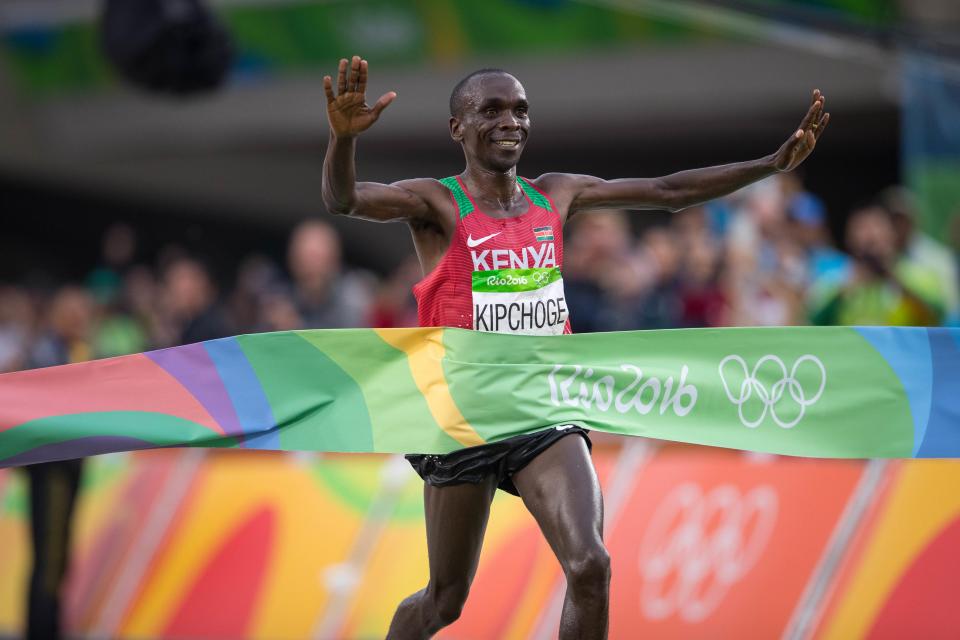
left=451, top=73, right=529, bottom=172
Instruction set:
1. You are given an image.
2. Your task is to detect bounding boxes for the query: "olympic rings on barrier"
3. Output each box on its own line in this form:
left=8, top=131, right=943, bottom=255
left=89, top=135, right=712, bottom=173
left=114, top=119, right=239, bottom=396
left=718, top=354, right=826, bottom=429
left=638, top=483, right=779, bottom=623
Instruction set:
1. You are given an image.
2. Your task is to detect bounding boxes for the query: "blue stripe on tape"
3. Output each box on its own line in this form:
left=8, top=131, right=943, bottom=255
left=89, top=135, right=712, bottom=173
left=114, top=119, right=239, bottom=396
left=204, top=337, right=279, bottom=449
left=855, top=327, right=932, bottom=456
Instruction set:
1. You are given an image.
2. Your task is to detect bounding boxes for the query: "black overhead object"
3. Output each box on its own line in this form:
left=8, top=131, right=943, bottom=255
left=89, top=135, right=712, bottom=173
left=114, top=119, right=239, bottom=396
left=100, top=0, right=234, bottom=95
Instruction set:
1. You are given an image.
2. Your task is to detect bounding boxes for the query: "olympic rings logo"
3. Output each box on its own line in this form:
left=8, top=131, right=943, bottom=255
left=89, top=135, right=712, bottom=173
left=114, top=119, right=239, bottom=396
left=484, top=270, right=554, bottom=287
left=531, top=270, right=553, bottom=285
left=718, top=354, right=826, bottom=429
left=638, top=483, right=778, bottom=623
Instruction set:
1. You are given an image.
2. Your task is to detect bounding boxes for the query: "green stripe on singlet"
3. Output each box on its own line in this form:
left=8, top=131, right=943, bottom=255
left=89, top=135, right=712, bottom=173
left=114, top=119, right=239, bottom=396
left=518, top=177, right=553, bottom=212
left=440, top=176, right=554, bottom=217
left=439, top=176, right=474, bottom=218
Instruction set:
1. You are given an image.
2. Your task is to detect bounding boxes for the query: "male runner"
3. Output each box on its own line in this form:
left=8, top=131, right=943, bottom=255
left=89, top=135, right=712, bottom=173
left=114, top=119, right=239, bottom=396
left=322, top=55, right=828, bottom=639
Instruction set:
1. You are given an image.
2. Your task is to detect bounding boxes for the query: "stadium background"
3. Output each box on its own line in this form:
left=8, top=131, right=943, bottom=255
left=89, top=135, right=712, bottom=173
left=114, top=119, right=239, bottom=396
left=1, top=0, right=959, bottom=638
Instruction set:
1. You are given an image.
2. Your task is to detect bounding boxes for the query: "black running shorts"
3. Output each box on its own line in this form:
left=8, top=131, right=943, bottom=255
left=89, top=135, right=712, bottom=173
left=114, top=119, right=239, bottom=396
left=405, top=425, right=591, bottom=497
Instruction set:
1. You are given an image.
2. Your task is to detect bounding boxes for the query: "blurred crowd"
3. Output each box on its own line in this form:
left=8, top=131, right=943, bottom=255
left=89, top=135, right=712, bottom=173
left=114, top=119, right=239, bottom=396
left=1, top=174, right=959, bottom=375
left=565, top=174, right=958, bottom=332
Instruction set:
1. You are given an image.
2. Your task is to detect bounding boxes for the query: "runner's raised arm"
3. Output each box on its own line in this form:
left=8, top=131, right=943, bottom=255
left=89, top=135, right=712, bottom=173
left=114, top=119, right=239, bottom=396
left=322, top=56, right=438, bottom=223
left=537, top=89, right=830, bottom=218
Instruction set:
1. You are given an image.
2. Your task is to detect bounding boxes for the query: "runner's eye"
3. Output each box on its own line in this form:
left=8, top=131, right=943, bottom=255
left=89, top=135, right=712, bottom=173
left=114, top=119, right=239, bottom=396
left=516, top=107, right=528, bottom=117
left=484, top=108, right=498, bottom=117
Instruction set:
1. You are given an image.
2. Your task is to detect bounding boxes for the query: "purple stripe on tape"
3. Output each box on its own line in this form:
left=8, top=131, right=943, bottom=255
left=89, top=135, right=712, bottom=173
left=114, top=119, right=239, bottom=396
left=147, top=343, right=244, bottom=437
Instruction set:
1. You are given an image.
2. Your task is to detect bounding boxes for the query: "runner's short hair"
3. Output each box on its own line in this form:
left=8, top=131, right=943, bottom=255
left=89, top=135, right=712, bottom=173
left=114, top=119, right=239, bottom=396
left=449, top=68, right=512, bottom=116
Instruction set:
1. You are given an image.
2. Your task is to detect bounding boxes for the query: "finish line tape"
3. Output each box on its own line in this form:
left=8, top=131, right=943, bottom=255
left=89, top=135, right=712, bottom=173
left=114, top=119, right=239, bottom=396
left=1, top=326, right=957, bottom=466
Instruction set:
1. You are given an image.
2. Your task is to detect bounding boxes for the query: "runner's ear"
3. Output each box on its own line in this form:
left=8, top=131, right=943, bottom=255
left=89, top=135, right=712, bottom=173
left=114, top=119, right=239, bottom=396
left=450, top=116, right=464, bottom=142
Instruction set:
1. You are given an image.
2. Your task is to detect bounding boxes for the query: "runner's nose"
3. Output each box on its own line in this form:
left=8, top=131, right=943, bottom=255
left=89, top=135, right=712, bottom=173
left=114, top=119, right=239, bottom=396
left=499, top=113, right=520, bottom=130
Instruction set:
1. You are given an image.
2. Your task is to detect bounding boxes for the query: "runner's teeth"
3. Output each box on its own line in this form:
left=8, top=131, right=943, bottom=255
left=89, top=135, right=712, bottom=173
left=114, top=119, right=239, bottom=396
left=496, top=140, right=517, bottom=147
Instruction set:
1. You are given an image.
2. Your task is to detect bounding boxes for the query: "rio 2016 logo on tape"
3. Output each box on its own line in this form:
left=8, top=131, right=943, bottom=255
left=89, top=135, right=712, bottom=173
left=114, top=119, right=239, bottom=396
left=548, top=364, right=698, bottom=417
left=718, top=355, right=826, bottom=429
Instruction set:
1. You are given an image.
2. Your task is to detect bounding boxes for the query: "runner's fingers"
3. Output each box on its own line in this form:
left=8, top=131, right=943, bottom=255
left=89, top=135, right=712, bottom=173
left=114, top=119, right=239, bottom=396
left=786, top=128, right=804, bottom=152
left=814, top=112, right=830, bottom=140
left=350, top=55, right=361, bottom=92
left=371, top=91, right=397, bottom=118
left=811, top=94, right=827, bottom=131
left=358, top=59, right=368, bottom=95
left=799, top=94, right=820, bottom=131
left=323, top=76, right=336, bottom=104
left=337, top=58, right=348, bottom=95
left=810, top=94, right=826, bottom=132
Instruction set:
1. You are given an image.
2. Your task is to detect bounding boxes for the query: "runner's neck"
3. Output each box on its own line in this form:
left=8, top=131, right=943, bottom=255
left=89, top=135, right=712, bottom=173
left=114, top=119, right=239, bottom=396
left=462, top=167, right=522, bottom=212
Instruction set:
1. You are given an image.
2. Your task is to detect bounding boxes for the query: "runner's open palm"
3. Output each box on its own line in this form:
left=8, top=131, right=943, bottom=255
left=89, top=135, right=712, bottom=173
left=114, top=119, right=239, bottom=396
left=772, top=89, right=830, bottom=172
left=324, top=55, right=396, bottom=138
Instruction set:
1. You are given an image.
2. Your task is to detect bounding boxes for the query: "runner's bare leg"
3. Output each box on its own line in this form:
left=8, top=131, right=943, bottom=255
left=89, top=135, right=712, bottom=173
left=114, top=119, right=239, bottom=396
left=513, top=435, right=609, bottom=640
left=386, top=475, right=498, bottom=639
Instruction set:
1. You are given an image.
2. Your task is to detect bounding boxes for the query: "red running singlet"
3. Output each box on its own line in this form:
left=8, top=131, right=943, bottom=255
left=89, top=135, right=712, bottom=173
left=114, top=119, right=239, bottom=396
left=414, top=175, right=571, bottom=335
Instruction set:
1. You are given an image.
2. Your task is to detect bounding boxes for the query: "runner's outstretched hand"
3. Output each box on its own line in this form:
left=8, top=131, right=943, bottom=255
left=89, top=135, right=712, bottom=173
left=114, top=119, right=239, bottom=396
left=324, top=55, right=396, bottom=139
left=772, top=89, right=830, bottom=172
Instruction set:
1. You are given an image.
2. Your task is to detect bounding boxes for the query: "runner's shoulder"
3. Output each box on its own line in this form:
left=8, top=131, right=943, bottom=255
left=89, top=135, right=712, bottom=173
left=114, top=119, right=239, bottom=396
left=528, top=173, right=603, bottom=211
left=529, top=172, right=602, bottom=190
left=391, top=177, right=457, bottom=223
left=389, top=177, right=447, bottom=199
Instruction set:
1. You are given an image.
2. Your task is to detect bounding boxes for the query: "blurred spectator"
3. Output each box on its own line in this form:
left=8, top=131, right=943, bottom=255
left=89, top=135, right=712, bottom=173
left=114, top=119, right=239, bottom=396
left=24, top=286, right=94, bottom=640
left=94, top=306, right=149, bottom=358
left=159, top=256, right=233, bottom=345
left=30, top=287, right=95, bottom=368
left=369, top=255, right=421, bottom=328
left=726, top=178, right=808, bottom=326
left=810, top=204, right=945, bottom=326
left=626, top=226, right=683, bottom=329
left=86, top=224, right=151, bottom=357
left=673, top=209, right=728, bottom=327
left=122, top=265, right=164, bottom=348
left=229, top=254, right=286, bottom=333
left=880, top=186, right=960, bottom=320
left=85, top=222, right=138, bottom=306
left=259, top=291, right=305, bottom=332
left=0, top=287, right=36, bottom=373
left=781, top=173, right=851, bottom=287
left=287, top=220, right=373, bottom=328
left=563, top=210, right=641, bottom=332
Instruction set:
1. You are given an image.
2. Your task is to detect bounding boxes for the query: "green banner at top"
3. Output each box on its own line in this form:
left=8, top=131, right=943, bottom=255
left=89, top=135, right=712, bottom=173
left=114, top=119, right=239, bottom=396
left=3, top=0, right=902, bottom=97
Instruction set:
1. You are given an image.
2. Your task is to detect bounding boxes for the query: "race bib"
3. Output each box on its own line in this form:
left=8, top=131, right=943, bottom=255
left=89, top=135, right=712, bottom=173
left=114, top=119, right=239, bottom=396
left=472, top=267, right=568, bottom=335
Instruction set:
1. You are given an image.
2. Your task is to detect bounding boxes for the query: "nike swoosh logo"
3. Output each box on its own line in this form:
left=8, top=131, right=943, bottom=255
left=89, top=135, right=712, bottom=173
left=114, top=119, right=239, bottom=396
left=466, top=231, right=502, bottom=248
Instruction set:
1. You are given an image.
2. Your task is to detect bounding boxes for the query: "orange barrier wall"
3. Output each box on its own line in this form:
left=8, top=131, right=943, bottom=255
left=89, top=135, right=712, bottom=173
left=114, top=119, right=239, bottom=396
left=0, top=445, right=957, bottom=639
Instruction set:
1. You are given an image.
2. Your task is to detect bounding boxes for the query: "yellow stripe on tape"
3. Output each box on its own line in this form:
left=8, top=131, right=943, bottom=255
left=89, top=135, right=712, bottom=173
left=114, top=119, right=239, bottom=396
left=374, top=328, right=485, bottom=448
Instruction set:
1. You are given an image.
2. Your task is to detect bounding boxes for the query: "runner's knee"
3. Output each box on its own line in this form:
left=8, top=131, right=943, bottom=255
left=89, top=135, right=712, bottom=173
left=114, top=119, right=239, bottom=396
left=564, top=543, right=611, bottom=591
left=431, top=582, right=470, bottom=625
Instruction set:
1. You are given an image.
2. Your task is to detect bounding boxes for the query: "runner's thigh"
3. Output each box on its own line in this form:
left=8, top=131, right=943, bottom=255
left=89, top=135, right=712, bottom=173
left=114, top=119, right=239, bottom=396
left=511, top=435, right=604, bottom=555
left=422, top=477, right=498, bottom=587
